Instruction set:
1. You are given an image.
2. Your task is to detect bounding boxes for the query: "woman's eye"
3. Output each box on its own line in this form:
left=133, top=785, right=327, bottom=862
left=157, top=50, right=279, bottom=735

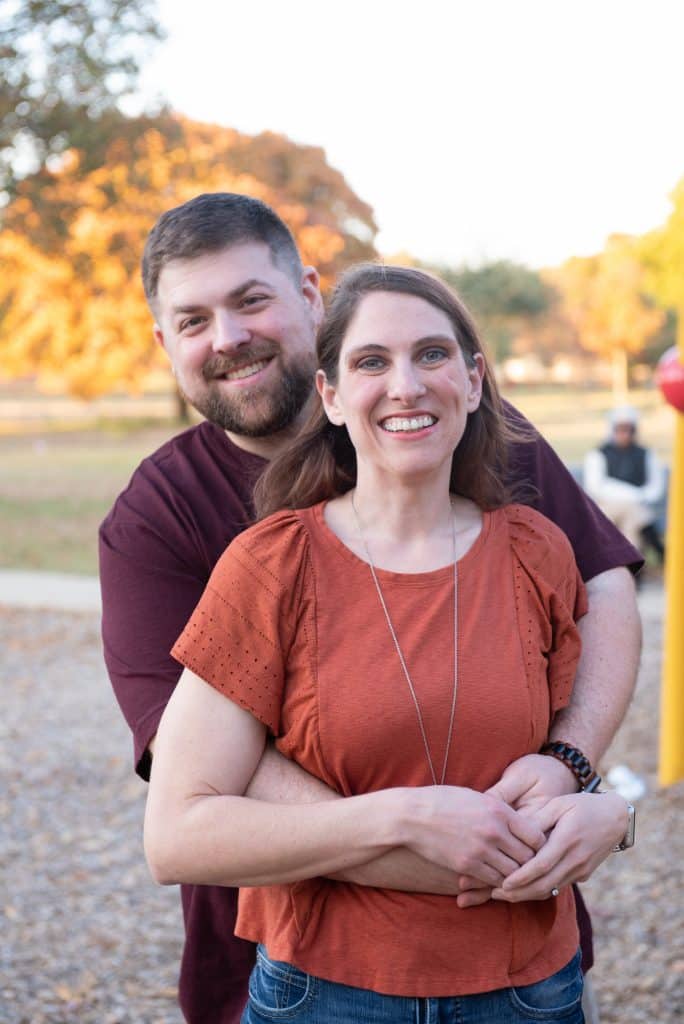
left=421, top=347, right=448, bottom=364
left=357, top=356, right=386, bottom=371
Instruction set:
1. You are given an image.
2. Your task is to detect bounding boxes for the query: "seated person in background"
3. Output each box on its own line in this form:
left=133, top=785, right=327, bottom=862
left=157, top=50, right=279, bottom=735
left=584, top=406, right=666, bottom=563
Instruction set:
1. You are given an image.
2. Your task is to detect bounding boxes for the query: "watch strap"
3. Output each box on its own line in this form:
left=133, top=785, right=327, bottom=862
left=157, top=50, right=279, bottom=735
left=540, top=740, right=602, bottom=792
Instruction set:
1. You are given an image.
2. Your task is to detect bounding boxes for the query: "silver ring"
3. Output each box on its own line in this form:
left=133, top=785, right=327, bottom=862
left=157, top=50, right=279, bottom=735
left=550, top=887, right=560, bottom=898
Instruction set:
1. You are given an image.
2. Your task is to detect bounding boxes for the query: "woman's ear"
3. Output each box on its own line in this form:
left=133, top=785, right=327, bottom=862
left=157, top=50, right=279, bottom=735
left=466, top=353, right=485, bottom=413
left=316, top=369, right=345, bottom=425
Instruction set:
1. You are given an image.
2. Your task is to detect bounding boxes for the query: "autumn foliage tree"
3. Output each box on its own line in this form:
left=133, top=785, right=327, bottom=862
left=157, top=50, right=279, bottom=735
left=546, top=234, right=665, bottom=397
left=0, top=116, right=377, bottom=397
left=639, top=176, right=684, bottom=348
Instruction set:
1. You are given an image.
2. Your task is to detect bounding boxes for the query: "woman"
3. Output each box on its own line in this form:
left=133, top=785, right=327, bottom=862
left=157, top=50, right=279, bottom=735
left=145, top=265, right=630, bottom=1023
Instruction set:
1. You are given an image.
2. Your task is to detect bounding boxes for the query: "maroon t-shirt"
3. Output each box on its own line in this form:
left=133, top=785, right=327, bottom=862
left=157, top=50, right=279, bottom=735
left=99, top=410, right=641, bottom=1024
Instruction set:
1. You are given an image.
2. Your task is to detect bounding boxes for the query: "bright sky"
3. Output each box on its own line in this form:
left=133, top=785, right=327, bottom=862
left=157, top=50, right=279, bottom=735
left=137, top=0, right=684, bottom=269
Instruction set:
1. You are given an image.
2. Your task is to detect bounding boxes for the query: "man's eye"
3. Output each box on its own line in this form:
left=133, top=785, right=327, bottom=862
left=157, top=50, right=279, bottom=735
left=179, top=316, right=206, bottom=332
left=241, top=294, right=268, bottom=308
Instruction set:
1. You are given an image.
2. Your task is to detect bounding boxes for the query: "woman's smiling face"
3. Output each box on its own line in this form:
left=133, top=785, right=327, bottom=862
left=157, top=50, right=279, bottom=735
left=317, top=290, right=484, bottom=484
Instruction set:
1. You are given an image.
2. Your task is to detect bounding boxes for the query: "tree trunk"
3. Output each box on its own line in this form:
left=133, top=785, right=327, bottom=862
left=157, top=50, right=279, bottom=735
left=612, top=348, right=629, bottom=402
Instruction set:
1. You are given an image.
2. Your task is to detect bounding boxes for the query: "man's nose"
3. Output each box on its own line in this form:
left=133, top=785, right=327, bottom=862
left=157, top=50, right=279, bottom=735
left=387, top=360, right=427, bottom=402
left=211, top=310, right=252, bottom=353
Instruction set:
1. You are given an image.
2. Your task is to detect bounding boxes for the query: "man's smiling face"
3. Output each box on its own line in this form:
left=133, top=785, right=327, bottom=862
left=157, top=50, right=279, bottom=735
left=154, top=242, right=322, bottom=441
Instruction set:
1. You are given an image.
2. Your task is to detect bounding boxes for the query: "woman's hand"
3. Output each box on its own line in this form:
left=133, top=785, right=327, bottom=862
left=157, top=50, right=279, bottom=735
left=400, top=786, right=547, bottom=888
left=486, top=790, right=630, bottom=902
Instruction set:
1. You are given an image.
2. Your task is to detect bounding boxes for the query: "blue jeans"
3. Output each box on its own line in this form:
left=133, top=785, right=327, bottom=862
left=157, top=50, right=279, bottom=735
left=242, top=945, right=585, bottom=1023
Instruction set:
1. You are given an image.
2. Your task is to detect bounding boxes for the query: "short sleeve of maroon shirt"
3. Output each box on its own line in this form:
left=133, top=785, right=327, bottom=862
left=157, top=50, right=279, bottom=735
left=504, top=401, right=642, bottom=579
left=99, top=421, right=266, bottom=780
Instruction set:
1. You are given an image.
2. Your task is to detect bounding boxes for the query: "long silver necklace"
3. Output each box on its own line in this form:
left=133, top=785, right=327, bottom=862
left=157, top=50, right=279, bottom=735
left=350, top=492, right=459, bottom=786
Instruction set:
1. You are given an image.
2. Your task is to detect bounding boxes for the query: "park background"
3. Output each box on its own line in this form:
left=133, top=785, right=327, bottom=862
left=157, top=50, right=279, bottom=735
left=1, top=1, right=683, bottom=1022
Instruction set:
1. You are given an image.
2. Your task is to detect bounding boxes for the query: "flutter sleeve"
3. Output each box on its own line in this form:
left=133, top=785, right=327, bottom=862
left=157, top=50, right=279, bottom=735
left=506, top=504, right=589, bottom=715
left=171, top=510, right=312, bottom=736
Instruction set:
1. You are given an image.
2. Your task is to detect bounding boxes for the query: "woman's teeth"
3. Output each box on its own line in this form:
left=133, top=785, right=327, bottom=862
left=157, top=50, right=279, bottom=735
left=381, top=415, right=436, bottom=432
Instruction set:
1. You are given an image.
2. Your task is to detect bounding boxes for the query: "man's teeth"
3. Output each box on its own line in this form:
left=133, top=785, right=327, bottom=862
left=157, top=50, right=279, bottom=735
left=224, top=360, right=269, bottom=381
left=382, top=415, right=436, bottom=432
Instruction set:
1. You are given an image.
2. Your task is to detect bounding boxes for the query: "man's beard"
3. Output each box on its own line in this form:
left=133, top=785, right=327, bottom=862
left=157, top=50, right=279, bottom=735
left=184, top=356, right=316, bottom=438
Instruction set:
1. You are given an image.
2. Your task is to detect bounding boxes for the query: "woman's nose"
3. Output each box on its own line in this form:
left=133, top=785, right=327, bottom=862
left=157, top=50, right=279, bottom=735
left=387, top=361, right=427, bottom=402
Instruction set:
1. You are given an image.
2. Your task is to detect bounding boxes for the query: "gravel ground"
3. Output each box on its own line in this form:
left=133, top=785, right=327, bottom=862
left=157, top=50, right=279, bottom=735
left=1, top=580, right=682, bottom=1023
left=1, top=609, right=183, bottom=1024
left=581, top=579, right=684, bottom=1023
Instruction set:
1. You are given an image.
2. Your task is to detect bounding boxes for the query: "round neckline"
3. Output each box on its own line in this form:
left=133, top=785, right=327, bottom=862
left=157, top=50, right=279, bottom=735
left=309, top=500, right=492, bottom=584
left=204, top=421, right=267, bottom=468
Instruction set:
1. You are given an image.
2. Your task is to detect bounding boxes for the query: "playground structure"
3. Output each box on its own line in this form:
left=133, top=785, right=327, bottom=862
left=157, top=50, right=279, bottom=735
left=656, top=344, right=684, bottom=786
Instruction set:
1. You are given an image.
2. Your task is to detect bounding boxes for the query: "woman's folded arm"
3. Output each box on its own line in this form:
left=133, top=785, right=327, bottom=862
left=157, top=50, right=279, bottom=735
left=144, top=669, right=547, bottom=889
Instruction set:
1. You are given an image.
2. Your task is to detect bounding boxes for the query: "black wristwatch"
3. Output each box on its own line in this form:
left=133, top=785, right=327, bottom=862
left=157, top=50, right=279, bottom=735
left=540, top=740, right=602, bottom=793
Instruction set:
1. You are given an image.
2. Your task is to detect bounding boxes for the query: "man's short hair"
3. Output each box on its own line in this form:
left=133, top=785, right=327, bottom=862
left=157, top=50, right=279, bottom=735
left=142, top=193, right=303, bottom=309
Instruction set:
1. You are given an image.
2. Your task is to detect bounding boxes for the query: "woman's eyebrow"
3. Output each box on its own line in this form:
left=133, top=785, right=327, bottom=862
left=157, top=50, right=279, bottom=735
left=411, top=333, right=458, bottom=346
left=344, top=343, right=388, bottom=359
left=345, top=334, right=457, bottom=359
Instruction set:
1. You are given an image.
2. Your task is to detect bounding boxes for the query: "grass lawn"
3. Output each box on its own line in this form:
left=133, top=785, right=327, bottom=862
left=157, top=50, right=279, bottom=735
left=0, top=387, right=676, bottom=574
left=0, top=425, right=182, bottom=574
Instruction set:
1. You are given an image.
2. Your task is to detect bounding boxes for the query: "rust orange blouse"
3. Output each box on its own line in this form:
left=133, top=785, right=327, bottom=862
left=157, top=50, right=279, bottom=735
left=172, top=502, right=588, bottom=997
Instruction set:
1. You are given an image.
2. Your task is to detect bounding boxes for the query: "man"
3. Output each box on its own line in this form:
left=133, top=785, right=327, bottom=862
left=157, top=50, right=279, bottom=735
left=584, top=405, right=666, bottom=561
left=100, top=193, right=642, bottom=1024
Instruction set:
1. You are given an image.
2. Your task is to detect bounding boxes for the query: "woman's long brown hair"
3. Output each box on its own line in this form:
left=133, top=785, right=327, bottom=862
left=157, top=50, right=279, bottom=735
left=254, top=264, right=532, bottom=519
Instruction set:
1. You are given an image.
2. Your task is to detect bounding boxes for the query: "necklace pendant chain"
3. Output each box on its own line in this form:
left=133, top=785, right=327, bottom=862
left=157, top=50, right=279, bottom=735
left=351, top=494, right=459, bottom=787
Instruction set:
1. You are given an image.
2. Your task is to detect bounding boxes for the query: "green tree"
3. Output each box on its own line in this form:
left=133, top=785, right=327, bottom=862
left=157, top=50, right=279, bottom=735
left=430, top=260, right=554, bottom=361
left=0, top=0, right=164, bottom=195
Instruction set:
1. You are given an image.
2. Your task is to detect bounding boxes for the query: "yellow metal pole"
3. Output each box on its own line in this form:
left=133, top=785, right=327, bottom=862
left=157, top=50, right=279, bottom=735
left=658, top=318, right=684, bottom=786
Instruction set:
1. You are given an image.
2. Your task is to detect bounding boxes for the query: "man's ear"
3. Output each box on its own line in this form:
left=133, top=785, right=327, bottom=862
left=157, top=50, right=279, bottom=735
left=153, top=324, right=166, bottom=350
left=301, top=266, right=325, bottom=327
left=315, top=369, right=344, bottom=425
left=153, top=324, right=176, bottom=376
